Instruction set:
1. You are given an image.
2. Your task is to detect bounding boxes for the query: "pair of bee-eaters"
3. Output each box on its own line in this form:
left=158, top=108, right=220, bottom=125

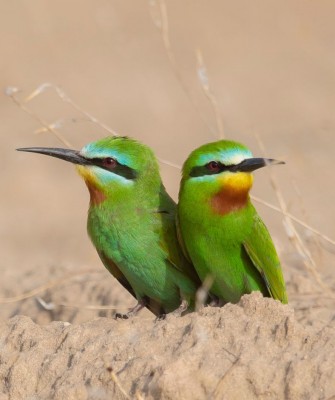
left=18, top=136, right=287, bottom=318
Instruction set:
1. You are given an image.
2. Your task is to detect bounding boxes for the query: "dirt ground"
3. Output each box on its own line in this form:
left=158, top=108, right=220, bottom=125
left=1, top=1, right=335, bottom=399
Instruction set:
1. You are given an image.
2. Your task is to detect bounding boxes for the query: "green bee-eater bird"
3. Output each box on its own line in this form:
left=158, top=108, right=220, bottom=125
left=17, top=136, right=200, bottom=317
left=177, top=140, right=288, bottom=304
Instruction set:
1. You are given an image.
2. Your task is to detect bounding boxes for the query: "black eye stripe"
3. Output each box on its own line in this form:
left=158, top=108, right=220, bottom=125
left=189, top=160, right=244, bottom=177
left=89, top=157, right=138, bottom=180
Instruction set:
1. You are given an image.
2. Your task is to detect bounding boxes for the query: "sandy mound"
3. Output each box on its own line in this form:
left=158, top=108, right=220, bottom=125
left=1, top=292, right=334, bottom=400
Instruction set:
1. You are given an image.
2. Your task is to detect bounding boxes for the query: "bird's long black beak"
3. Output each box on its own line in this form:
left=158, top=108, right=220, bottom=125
left=231, top=157, right=285, bottom=173
left=16, top=147, right=93, bottom=166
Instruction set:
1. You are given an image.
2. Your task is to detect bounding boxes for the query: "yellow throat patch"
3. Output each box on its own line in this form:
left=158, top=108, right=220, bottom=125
left=76, top=165, right=98, bottom=186
left=219, top=172, right=253, bottom=192
left=76, top=165, right=106, bottom=205
left=211, top=172, right=253, bottom=215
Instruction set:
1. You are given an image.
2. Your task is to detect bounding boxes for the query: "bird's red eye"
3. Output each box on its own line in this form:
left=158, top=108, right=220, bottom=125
left=206, top=161, right=220, bottom=172
left=103, top=157, right=117, bottom=168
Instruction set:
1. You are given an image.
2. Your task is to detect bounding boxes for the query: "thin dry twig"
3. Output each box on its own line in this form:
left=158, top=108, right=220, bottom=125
left=24, top=83, right=119, bottom=137
left=255, top=134, right=334, bottom=296
left=196, top=275, right=214, bottom=311
left=212, top=356, right=241, bottom=398
left=292, top=179, right=323, bottom=260
left=289, top=293, right=335, bottom=299
left=0, top=269, right=99, bottom=304
left=106, top=365, right=132, bottom=400
left=251, top=195, right=335, bottom=247
left=135, top=391, right=145, bottom=400
left=151, top=1, right=225, bottom=137
left=35, top=296, right=133, bottom=312
left=196, top=49, right=225, bottom=139
left=149, top=0, right=216, bottom=136
left=6, top=86, right=73, bottom=148
left=44, top=84, right=118, bottom=136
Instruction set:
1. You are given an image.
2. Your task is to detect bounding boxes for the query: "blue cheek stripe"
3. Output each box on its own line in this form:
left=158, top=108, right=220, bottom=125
left=90, top=166, right=134, bottom=185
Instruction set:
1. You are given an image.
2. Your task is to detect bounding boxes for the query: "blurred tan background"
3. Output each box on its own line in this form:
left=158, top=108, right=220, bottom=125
left=1, top=1, right=334, bottom=321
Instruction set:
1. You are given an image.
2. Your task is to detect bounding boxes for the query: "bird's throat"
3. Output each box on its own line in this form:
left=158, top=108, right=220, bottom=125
left=211, top=187, right=249, bottom=215
left=211, top=173, right=252, bottom=215
left=76, top=165, right=107, bottom=206
left=85, top=181, right=107, bottom=206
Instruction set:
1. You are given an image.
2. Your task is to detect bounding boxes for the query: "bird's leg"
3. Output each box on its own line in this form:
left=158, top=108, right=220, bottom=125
left=172, top=298, right=189, bottom=317
left=155, top=299, right=189, bottom=321
left=115, top=298, right=147, bottom=320
left=208, top=294, right=222, bottom=307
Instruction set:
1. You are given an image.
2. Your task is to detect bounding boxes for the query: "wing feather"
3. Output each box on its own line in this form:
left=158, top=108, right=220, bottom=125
left=243, top=213, right=288, bottom=303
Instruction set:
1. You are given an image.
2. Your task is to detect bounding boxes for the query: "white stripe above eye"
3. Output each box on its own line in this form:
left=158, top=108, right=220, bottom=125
left=197, top=148, right=252, bottom=166
left=80, top=146, right=132, bottom=167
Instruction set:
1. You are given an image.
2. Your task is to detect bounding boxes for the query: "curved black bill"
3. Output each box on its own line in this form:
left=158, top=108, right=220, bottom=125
left=16, top=147, right=93, bottom=166
left=231, top=157, right=285, bottom=173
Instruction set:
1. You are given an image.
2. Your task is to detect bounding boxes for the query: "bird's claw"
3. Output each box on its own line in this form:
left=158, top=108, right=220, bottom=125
left=155, top=313, right=166, bottom=322
left=114, top=300, right=146, bottom=320
left=114, top=312, right=129, bottom=320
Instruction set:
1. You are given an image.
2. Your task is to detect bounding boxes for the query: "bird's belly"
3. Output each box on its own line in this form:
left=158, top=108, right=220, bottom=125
left=182, top=215, right=266, bottom=303
left=87, top=213, right=181, bottom=309
left=194, top=242, right=265, bottom=302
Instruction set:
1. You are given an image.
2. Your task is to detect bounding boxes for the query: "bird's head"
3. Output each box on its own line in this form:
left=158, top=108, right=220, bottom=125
left=17, top=136, right=161, bottom=205
left=180, top=140, right=284, bottom=214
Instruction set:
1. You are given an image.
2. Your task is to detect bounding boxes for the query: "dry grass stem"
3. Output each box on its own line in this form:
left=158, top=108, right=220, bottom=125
left=255, top=134, right=334, bottom=296
left=106, top=365, right=132, bottom=400
left=135, top=391, right=145, bottom=400
left=251, top=195, right=335, bottom=247
left=152, top=0, right=225, bottom=138
left=212, top=356, right=241, bottom=398
left=0, top=269, right=99, bottom=304
left=24, top=82, right=119, bottom=137
left=149, top=0, right=216, bottom=136
left=35, top=296, right=133, bottom=312
left=6, top=87, right=73, bottom=148
left=157, top=157, right=182, bottom=169
left=196, top=275, right=214, bottom=311
left=196, top=49, right=225, bottom=139
left=292, top=180, right=323, bottom=256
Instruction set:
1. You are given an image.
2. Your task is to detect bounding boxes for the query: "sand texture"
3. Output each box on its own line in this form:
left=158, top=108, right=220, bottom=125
left=1, top=293, right=334, bottom=400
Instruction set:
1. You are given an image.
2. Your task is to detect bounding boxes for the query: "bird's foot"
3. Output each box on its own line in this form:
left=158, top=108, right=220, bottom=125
left=114, top=300, right=146, bottom=320
left=207, top=294, right=224, bottom=307
left=154, top=299, right=189, bottom=321
left=114, top=312, right=130, bottom=320
left=155, top=313, right=166, bottom=322
left=172, top=299, right=189, bottom=317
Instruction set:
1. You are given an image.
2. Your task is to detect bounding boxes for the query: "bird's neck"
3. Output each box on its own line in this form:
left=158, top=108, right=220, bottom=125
left=85, top=181, right=107, bottom=206
left=210, top=172, right=253, bottom=216
left=84, top=177, right=165, bottom=213
left=210, top=186, right=250, bottom=215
